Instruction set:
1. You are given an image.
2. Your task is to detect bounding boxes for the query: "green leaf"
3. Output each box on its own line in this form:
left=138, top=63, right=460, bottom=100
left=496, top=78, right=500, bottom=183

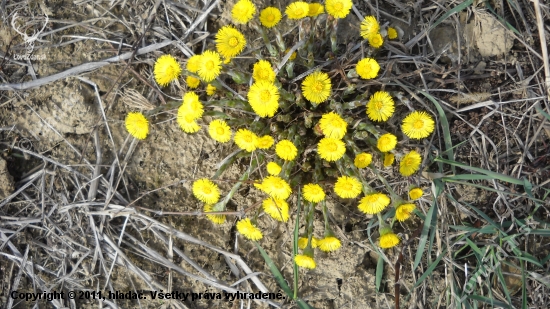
left=468, top=294, right=512, bottom=308
left=254, top=242, right=293, bottom=297
left=376, top=255, right=384, bottom=292
left=413, top=202, right=437, bottom=270
left=429, top=0, right=474, bottom=30
left=434, top=157, right=523, bottom=185
left=414, top=249, right=448, bottom=288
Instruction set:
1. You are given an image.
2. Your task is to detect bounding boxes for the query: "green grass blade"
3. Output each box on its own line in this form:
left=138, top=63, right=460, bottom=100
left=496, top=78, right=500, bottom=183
left=468, top=294, right=512, bottom=308
left=419, top=91, right=455, bottom=173
left=535, top=103, right=550, bottom=121
left=413, top=202, right=437, bottom=270
left=496, top=266, right=513, bottom=306
left=413, top=248, right=447, bottom=288
left=430, top=0, right=474, bottom=30
left=293, top=187, right=301, bottom=300
left=254, top=242, right=293, bottom=297
left=376, top=255, right=384, bottom=292
left=521, top=260, right=527, bottom=309
left=441, top=174, right=494, bottom=181
left=435, top=157, right=524, bottom=185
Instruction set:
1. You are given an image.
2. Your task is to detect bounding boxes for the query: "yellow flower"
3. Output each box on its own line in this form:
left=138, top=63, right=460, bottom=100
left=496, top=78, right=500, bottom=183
left=402, top=111, right=435, bottom=139
left=192, top=179, right=220, bottom=204
left=334, top=176, right=362, bottom=199
left=262, top=176, right=292, bottom=200
left=186, top=55, right=201, bottom=73
left=125, top=112, right=149, bottom=140
left=263, top=198, right=289, bottom=222
left=234, top=129, right=258, bottom=152
left=285, top=48, right=297, bottom=60
left=302, top=71, right=331, bottom=104
left=208, top=119, right=231, bottom=143
left=259, top=7, right=282, bottom=28
left=154, top=55, right=181, bottom=87
left=356, top=58, right=380, bottom=80
left=317, top=137, right=346, bottom=162
left=379, top=232, right=400, bottom=249
left=177, top=110, right=200, bottom=133
left=358, top=193, right=391, bottom=214
left=276, top=139, right=298, bottom=161
left=354, top=152, right=372, bottom=168
left=409, top=188, right=423, bottom=200
left=204, top=204, right=225, bottom=224
left=256, top=135, right=274, bottom=149
left=248, top=81, right=280, bottom=118
left=368, top=33, right=384, bottom=48
left=388, top=27, right=398, bottom=39
left=367, top=91, right=395, bottom=122
left=400, top=150, right=421, bottom=176
left=206, top=84, right=216, bottom=95
left=252, top=60, right=276, bottom=83
left=319, top=112, right=347, bottom=139
left=215, top=25, right=246, bottom=60
left=186, top=76, right=200, bottom=89
left=308, top=3, right=324, bottom=17
left=302, top=183, right=325, bottom=203
left=318, top=236, right=341, bottom=252
left=298, top=237, right=318, bottom=249
left=197, top=50, right=222, bottom=82
left=182, top=92, right=204, bottom=119
left=266, top=162, right=281, bottom=175
left=377, top=133, right=397, bottom=152
left=261, top=176, right=292, bottom=200
left=236, top=218, right=263, bottom=241
left=396, top=203, right=416, bottom=222
left=295, top=254, right=316, bottom=269
left=325, top=0, right=352, bottom=19
left=360, top=16, right=380, bottom=40
left=231, top=0, right=256, bottom=24
left=383, top=153, right=395, bottom=167
left=285, top=2, right=309, bottom=20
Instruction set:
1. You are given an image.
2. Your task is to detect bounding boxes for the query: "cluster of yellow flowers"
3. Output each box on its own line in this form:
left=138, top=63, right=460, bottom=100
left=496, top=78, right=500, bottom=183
left=123, top=0, right=437, bottom=270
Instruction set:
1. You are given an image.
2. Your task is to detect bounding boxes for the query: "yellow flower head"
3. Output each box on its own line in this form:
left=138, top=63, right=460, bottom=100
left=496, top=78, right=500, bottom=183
left=354, top=152, right=372, bottom=168
left=358, top=193, right=391, bottom=214
left=256, top=135, right=275, bottom=149
left=215, top=26, right=246, bottom=60
left=206, top=84, right=216, bottom=95
left=360, top=16, right=380, bottom=40
left=154, top=55, right=181, bottom=87
left=259, top=7, right=282, bottom=28
left=248, top=81, right=280, bottom=118
left=182, top=92, right=204, bottom=119
left=379, top=231, right=400, bottom=249
left=204, top=204, right=225, bottom=224
left=318, top=236, right=341, bottom=252
left=384, top=153, right=395, bottom=167
left=367, top=91, right=395, bottom=122
left=197, top=50, right=222, bottom=82
left=319, top=112, right=347, bottom=139
left=192, top=178, right=220, bottom=204
left=368, top=33, right=384, bottom=48
left=356, top=58, right=380, bottom=80
left=234, top=128, right=258, bottom=152
left=186, top=55, right=201, bottom=73
left=261, top=176, right=292, bottom=200
left=400, top=150, right=422, bottom=176
left=409, top=187, right=423, bottom=200
left=295, top=254, right=316, bottom=269
left=125, top=112, right=149, bottom=140
left=285, top=2, right=309, bottom=20
left=187, top=76, right=200, bottom=89
left=388, top=27, right=398, bottom=39
left=236, top=218, right=263, bottom=241
left=377, top=133, right=398, bottom=152
left=308, top=3, right=324, bottom=17
left=298, top=237, right=318, bottom=249
left=285, top=48, right=297, bottom=61
left=177, top=110, right=200, bottom=133
left=252, top=60, right=276, bottom=83
left=302, top=71, right=331, bottom=104
left=302, top=183, right=325, bottom=203
left=334, top=176, right=362, bottom=199
left=208, top=119, right=232, bottom=143
left=396, top=203, right=416, bottom=222
left=266, top=162, right=281, bottom=175
left=318, top=137, right=346, bottom=162
left=263, top=198, right=290, bottom=222
left=402, top=111, right=435, bottom=139
left=231, top=0, right=256, bottom=24
left=325, top=0, right=352, bottom=19
left=276, top=139, right=298, bottom=161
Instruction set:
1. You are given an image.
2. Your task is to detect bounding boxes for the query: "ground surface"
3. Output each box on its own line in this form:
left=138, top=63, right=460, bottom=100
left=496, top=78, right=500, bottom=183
left=1, top=0, right=550, bottom=309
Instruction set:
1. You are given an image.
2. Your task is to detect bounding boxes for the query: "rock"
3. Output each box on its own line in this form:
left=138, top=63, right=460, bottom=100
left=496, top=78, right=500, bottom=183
left=464, top=12, right=514, bottom=58
left=0, top=157, right=14, bottom=200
